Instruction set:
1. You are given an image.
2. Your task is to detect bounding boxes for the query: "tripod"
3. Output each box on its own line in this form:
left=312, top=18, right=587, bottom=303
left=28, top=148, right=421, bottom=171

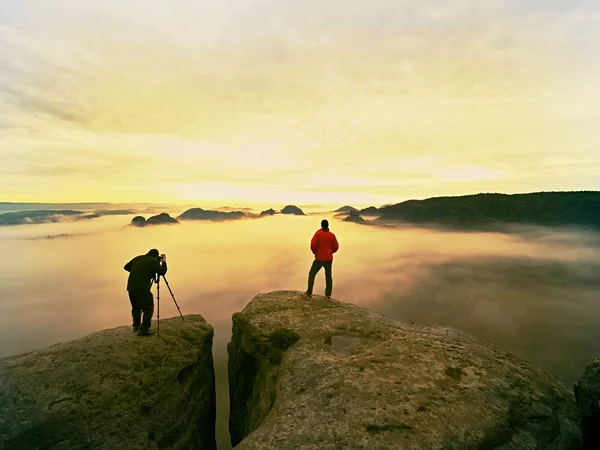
left=155, top=275, right=185, bottom=338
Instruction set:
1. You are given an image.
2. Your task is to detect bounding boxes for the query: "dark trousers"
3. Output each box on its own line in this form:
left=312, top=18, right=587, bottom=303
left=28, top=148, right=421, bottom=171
left=306, top=259, right=333, bottom=296
left=128, top=291, right=154, bottom=332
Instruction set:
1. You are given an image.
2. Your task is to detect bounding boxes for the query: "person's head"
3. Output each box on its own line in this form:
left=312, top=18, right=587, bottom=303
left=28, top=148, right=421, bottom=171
left=147, top=249, right=160, bottom=258
left=321, top=219, right=329, bottom=231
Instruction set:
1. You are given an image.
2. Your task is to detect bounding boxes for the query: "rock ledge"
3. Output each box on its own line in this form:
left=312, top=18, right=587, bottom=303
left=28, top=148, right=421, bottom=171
left=0, top=315, right=216, bottom=450
left=228, top=290, right=581, bottom=449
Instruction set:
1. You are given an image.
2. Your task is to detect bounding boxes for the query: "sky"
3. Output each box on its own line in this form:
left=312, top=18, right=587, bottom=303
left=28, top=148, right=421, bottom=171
left=1, top=0, right=599, bottom=206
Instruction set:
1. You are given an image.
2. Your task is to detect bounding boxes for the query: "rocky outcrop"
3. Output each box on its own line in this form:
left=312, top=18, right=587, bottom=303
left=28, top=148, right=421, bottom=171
left=343, top=210, right=366, bottom=223
left=280, top=205, right=305, bottom=215
left=146, top=213, right=179, bottom=226
left=574, top=358, right=600, bottom=448
left=178, top=208, right=246, bottom=221
left=228, top=291, right=581, bottom=449
left=131, top=213, right=179, bottom=227
left=259, top=209, right=276, bottom=216
left=132, top=215, right=147, bottom=226
left=0, top=315, right=217, bottom=450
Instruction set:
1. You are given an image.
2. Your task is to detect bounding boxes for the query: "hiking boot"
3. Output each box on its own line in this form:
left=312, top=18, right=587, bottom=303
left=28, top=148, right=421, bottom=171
left=302, top=292, right=312, bottom=299
left=133, top=326, right=140, bottom=333
left=137, top=329, right=154, bottom=337
left=325, top=296, right=332, bottom=300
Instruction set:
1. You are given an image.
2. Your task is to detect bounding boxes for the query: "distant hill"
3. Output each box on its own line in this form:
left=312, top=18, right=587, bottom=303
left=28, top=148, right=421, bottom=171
left=0, top=202, right=112, bottom=213
left=0, top=210, right=97, bottom=225
left=334, top=206, right=359, bottom=213
left=132, top=213, right=179, bottom=227
left=342, top=210, right=366, bottom=223
left=0, top=208, right=139, bottom=226
left=131, top=216, right=147, bottom=227
left=147, top=213, right=179, bottom=226
left=0, top=202, right=156, bottom=213
left=376, top=192, right=600, bottom=228
left=178, top=208, right=246, bottom=221
left=217, top=206, right=254, bottom=212
left=281, top=205, right=305, bottom=216
left=93, top=209, right=135, bottom=216
left=359, top=206, right=380, bottom=217
left=260, top=208, right=276, bottom=216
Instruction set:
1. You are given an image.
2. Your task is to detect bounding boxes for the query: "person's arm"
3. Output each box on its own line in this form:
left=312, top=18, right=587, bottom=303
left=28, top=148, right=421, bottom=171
left=332, top=234, right=339, bottom=253
left=124, top=258, right=135, bottom=272
left=310, top=232, right=319, bottom=254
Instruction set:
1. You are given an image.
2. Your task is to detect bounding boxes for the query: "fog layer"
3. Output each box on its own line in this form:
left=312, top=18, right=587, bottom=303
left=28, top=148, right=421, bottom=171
left=1, top=214, right=598, bottom=448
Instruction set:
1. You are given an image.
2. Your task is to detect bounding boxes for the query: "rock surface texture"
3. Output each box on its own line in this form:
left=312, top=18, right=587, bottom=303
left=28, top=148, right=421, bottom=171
left=0, top=315, right=216, bottom=450
left=228, top=291, right=581, bottom=450
left=574, top=357, right=600, bottom=449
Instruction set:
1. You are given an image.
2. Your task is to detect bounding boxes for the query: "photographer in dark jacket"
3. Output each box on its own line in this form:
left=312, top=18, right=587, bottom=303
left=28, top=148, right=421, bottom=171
left=124, top=249, right=167, bottom=336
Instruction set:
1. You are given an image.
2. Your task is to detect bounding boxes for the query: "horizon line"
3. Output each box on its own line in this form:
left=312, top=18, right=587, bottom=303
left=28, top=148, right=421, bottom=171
left=1, top=189, right=599, bottom=208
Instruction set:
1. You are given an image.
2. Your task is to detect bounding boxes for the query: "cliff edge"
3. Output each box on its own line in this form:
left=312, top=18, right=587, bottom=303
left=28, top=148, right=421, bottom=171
left=0, top=315, right=216, bottom=450
left=228, top=291, right=581, bottom=449
left=574, top=357, right=600, bottom=449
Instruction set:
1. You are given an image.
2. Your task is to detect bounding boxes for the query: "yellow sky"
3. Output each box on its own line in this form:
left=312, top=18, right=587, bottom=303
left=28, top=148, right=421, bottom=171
left=1, top=0, right=599, bottom=207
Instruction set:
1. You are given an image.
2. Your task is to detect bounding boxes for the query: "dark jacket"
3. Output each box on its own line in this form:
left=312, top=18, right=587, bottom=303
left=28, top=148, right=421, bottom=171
left=124, top=255, right=167, bottom=293
left=310, top=228, right=339, bottom=261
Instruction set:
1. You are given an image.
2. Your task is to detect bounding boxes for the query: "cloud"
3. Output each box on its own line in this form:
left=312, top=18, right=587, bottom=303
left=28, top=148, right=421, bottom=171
left=0, top=0, right=599, bottom=203
left=2, top=87, right=88, bottom=124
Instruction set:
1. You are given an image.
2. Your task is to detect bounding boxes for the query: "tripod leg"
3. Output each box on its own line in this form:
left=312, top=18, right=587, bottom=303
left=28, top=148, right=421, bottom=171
left=157, top=277, right=160, bottom=338
left=162, top=276, right=185, bottom=322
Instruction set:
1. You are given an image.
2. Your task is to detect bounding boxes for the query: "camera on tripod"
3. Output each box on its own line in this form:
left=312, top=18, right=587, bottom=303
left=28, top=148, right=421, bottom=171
left=158, top=253, right=166, bottom=262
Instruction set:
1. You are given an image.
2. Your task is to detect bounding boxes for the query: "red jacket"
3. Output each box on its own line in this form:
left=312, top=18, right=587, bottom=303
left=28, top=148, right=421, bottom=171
left=311, top=229, right=339, bottom=261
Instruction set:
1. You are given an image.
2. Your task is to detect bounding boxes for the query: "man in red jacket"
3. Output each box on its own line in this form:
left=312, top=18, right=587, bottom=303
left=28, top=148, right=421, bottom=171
left=303, top=219, right=339, bottom=300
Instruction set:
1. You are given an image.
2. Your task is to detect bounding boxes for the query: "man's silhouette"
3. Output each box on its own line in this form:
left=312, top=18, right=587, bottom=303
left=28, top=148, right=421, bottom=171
left=124, top=249, right=167, bottom=336
left=303, top=220, right=339, bottom=300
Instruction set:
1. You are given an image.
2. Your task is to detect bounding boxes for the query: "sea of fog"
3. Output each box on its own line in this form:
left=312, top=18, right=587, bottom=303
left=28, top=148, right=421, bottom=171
left=1, top=212, right=599, bottom=449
